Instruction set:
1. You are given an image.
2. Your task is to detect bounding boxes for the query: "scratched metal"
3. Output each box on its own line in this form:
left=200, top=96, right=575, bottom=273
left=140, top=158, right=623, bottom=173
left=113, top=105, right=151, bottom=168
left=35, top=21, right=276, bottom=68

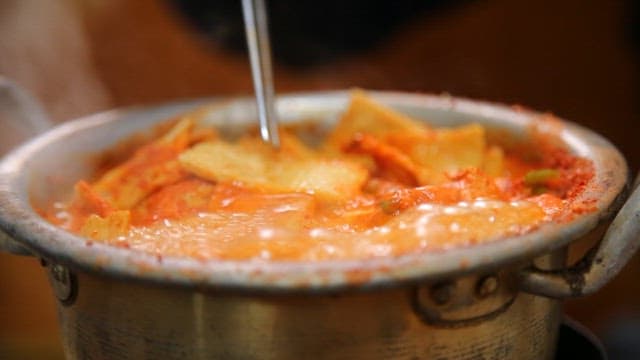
left=520, top=171, right=640, bottom=298
left=55, top=261, right=560, bottom=360
left=1, top=90, right=634, bottom=359
left=0, top=91, right=631, bottom=293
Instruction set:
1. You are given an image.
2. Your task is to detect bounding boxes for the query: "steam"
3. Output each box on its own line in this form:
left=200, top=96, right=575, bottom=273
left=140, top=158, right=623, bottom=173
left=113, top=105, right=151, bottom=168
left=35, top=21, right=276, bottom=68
left=0, top=0, right=111, bottom=124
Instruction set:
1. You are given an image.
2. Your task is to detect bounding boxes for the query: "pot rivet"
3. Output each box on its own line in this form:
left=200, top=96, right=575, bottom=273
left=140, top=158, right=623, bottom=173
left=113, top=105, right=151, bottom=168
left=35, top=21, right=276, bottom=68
left=476, top=275, right=499, bottom=298
left=48, top=264, right=76, bottom=305
left=430, top=282, right=454, bottom=305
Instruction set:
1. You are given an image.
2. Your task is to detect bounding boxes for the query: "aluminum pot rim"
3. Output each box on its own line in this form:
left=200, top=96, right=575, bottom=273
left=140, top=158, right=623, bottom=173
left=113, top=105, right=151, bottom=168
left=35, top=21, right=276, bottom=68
left=0, top=90, right=628, bottom=293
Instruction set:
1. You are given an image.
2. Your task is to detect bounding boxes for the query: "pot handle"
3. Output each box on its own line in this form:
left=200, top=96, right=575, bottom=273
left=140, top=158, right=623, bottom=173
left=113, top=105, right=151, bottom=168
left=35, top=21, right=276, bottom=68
left=519, top=175, right=640, bottom=298
left=0, top=230, right=32, bottom=256
left=0, top=76, right=52, bottom=256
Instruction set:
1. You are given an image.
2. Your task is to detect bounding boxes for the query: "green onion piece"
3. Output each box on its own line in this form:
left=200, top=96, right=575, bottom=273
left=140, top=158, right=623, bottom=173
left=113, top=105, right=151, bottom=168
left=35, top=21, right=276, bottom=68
left=380, top=200, right=396, bottom=214
left=531, top=185, right=549, bottom=195
left=524, top=169, right=560, bottom=186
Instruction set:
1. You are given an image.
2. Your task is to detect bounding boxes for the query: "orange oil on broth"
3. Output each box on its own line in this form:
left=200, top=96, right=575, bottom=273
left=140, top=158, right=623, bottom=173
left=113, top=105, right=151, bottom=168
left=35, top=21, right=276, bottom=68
left=43, top=91, right=594, bottom=262
left=119, top=197, right=547, bottom=261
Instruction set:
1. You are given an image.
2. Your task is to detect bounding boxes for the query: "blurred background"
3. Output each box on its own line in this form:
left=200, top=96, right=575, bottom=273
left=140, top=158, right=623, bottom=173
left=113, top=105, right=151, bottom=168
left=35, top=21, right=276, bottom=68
left=0, top=0, right=638, bottom=358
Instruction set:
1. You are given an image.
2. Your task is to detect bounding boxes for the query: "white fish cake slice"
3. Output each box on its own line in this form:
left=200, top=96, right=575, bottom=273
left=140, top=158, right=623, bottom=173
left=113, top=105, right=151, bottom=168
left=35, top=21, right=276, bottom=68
left=178, top=141, right=270, bottom=187
left=179, top=141, right=368, bottom=200
left=387, top=123, right=488, bottom=184
left=271, top=159, right=368, bottom=199
left=325, top=90, right=429, bottom=151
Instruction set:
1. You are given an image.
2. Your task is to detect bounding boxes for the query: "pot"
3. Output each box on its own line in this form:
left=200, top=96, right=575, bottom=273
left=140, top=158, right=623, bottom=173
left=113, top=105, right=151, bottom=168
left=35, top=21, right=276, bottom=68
left=0, top=78, right=637, bottom=359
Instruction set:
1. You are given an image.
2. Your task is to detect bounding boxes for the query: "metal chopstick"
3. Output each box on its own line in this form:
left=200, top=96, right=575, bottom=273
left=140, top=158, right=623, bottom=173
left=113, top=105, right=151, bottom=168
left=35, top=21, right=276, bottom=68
left=242, top=0, right=280, bottom=148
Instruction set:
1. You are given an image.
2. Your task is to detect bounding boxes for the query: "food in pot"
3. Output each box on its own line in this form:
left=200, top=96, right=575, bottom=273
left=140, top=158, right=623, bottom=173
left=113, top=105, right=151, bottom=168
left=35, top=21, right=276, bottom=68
left=42, top=91, right=595, bottom=261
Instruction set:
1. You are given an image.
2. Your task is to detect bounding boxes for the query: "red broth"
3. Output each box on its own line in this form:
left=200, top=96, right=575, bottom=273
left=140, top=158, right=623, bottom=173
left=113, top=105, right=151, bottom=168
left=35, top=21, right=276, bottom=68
left=42, top=92, right=594, bottom=261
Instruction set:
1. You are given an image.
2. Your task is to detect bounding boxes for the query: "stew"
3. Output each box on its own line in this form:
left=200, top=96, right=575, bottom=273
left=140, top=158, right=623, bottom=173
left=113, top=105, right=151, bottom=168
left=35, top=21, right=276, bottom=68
left=43, top=91, right=595, bottom=261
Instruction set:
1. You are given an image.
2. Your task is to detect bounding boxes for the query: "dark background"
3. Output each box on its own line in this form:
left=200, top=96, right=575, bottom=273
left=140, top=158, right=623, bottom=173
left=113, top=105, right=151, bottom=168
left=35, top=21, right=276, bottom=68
left=0, top=0, right=637, bottom=358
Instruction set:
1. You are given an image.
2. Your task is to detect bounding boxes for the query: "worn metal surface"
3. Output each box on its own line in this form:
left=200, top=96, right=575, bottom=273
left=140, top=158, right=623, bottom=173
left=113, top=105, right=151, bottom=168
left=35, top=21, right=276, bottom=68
left=0, top=91, right=631, bottom=293
left=520, top=174, right=640, bottom=298
left=412, top=270, right=518, bottom=327
left=55, top=266, right=560, bottom=360
left=0, top=90, right=632, bottom=358
left=50, top=253, right=565, bottom=359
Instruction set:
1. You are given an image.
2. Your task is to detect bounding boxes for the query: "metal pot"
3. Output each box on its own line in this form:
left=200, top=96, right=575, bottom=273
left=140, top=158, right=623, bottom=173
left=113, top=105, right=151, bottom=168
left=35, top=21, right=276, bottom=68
left=0, top=78, right=637, bottom=359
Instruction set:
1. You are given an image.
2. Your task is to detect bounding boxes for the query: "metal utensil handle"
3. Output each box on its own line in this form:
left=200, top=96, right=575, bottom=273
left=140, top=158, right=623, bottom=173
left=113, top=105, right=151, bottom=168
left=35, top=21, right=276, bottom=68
left=0, top=76, right=51, bottom=256
left=242, top=0, right=280, bottom=148
left=520, top=175, right=640, bottom=298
